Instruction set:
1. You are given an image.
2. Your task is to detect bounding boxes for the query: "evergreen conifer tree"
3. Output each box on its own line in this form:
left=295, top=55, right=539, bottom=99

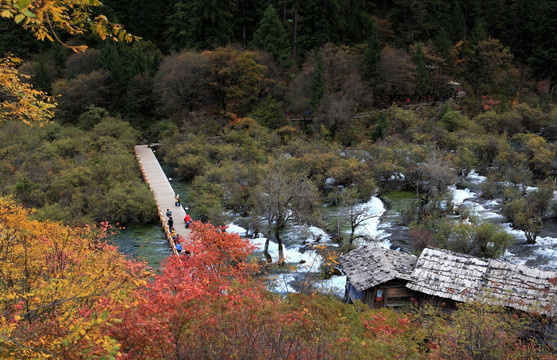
left=362, top=21, right=382, bottom=82
left=166, top=0, right=235, bottom=50
left=310, top=51, right=325, bottom=110
left=412, top=43, right=431, bottom=99
left=32, top=54, right=53, bottom=94
left=253, top=5, right=289, bottom=63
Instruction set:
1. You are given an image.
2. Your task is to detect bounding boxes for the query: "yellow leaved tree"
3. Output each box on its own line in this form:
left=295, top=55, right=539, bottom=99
left=0, top=0, right=135, bottom=49
left=0, top=0, right=137, bottom=125
left=0, top=197, right=150, bottom=358
left=0, top=57, right=56, bottom=124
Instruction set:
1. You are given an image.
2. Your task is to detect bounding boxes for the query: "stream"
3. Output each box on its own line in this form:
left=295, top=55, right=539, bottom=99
left=110, top=165, right=557, bottom=297
left=109, top=224, right=171, bottom=272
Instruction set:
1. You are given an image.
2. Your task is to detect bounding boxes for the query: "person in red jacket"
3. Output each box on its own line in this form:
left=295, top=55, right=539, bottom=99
left=184, top=213, right=192, bottom=229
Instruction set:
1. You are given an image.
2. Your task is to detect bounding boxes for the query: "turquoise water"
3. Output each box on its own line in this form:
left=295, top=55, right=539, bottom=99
left=107, top=150, right=185, bottom=271
left=109, top=224, right=172, bottom=272
left=380, top=190, right=417, bottom=223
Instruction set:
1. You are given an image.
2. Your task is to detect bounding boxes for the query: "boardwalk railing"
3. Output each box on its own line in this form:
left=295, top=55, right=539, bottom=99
left=135, top=145, right=191, bottom=255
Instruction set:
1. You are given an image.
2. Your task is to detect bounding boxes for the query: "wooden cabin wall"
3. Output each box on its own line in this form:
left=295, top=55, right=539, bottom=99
left=417, top=293, right=458, bottom=312
left=361, top=279, right=415, bottom=309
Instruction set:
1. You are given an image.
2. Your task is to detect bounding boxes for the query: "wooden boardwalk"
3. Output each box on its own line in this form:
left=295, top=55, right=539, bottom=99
left=135, top=145, right=191, bottom=255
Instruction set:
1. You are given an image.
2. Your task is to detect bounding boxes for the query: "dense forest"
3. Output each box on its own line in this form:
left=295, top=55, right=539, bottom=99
left=1, top=0, right=557, bottom=358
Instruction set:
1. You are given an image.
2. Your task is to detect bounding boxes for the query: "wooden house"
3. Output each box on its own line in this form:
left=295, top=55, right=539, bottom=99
left=407, top=248, right=557, bottom=316
left=339, top=245, right=417, bottom=309
left=341, top=246, right=557, bottom=317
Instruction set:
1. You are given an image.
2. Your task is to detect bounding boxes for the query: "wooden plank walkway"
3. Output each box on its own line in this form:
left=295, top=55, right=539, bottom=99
left=135, top=145, right=191, bottom=255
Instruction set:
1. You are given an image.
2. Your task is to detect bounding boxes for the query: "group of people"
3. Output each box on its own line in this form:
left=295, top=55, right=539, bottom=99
left=166, top=194, right=193, bottom=255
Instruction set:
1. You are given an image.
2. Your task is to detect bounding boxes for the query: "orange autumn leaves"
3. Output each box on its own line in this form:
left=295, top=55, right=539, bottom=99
left=0, top=200, right=412, bottom=359
left=2, top=198, right=555, bottom=359
left=0, top=197, right=148, bottom=358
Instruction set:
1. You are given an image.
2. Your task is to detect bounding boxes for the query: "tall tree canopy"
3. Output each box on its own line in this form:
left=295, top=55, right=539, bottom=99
left=0, top=196, right=149, bottom=358
left=166, top=0, right=236, bottom=50
left=253, top=5, right=289, bottom=63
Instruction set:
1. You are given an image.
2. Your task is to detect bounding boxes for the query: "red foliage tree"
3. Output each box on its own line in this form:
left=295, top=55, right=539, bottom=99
left=108, top=222, right=267, bottom=359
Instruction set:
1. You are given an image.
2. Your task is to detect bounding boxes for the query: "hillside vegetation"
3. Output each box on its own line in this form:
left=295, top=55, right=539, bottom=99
left=1, top=0, right=557, bottom=358
left=1, top=200, right=555, bottom=359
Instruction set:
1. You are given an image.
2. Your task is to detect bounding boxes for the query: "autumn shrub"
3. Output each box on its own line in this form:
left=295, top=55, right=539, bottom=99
left=250, top=95, right=287, bottom=130
left=425, top=302, right=557, bottom=360
left=439, top=108, right=473, bottom=132
left=510, top=133, right=557, bottom=179
left=4, top=207, right=550, bottom=359
left=104, top=221, right=430, bottom=359
left=447, top=222, right=514, bottom=258
left=314, top=244, right=341, bottom=280
left=514, top=103, right=545, bottom=133
left=356, top=308, right=424, bottom=359
left=480, top=176, right=500, bottom=199
left=0, top=119, right=156, bottom=226
left=502, top=186, right=554, bottom=244
left=496, top=110, right=524, bottom=135
left=77, top=105, right=109, bottom=130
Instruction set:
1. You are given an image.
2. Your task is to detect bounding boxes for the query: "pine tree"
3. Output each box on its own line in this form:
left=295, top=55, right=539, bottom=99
left=470, top=18, right=488, bottom=44
left=310, top=51, right=325, bottom=110
left=166, top=0, right=235, bottom=50
left=362, top=21, right=382, bottom=82
left=412, top=43, right=431, bottom=99
left=253, top=5, right=290, bottom=63
left=32, top=54, right=53, bottom=93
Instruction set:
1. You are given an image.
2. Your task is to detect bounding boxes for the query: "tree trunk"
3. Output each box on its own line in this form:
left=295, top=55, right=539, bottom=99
left=417, top=193, right=429, bottom=222
left=275, top=226, right=285, bottom=265
left=525, top=231, right=538, bottom=244
left=349, top=227, right=356, bottom=249
left=264, top=228, right=272, bottom=263
left=292, top=2, right=298, bottom=61
left=241, top=0, right=246, bottom=48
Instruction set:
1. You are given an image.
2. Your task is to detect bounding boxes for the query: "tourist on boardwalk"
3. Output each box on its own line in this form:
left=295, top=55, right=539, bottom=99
left=168, top=215, right=174, bottom=230
left=166, top=208, right=172, bottom=218
left=174, top=194, right=180, bottom=207
left=184, top=213, right=192, bottom=228
left=176, top=243, right=183, bottom=253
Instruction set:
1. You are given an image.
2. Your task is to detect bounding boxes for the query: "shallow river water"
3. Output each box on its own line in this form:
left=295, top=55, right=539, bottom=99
left=110, top=164, right=556, bottom=297
left=109, top=224, right=171, bottom=272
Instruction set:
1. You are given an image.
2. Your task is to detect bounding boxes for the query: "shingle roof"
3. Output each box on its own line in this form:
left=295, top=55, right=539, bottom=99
left=407, top=248, right=557, bottom=316
left=407, top=247, right=489, bottom=302
left=339, top=244, right=417, bottom=292
left=482, top=259, right=557, bottom=315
